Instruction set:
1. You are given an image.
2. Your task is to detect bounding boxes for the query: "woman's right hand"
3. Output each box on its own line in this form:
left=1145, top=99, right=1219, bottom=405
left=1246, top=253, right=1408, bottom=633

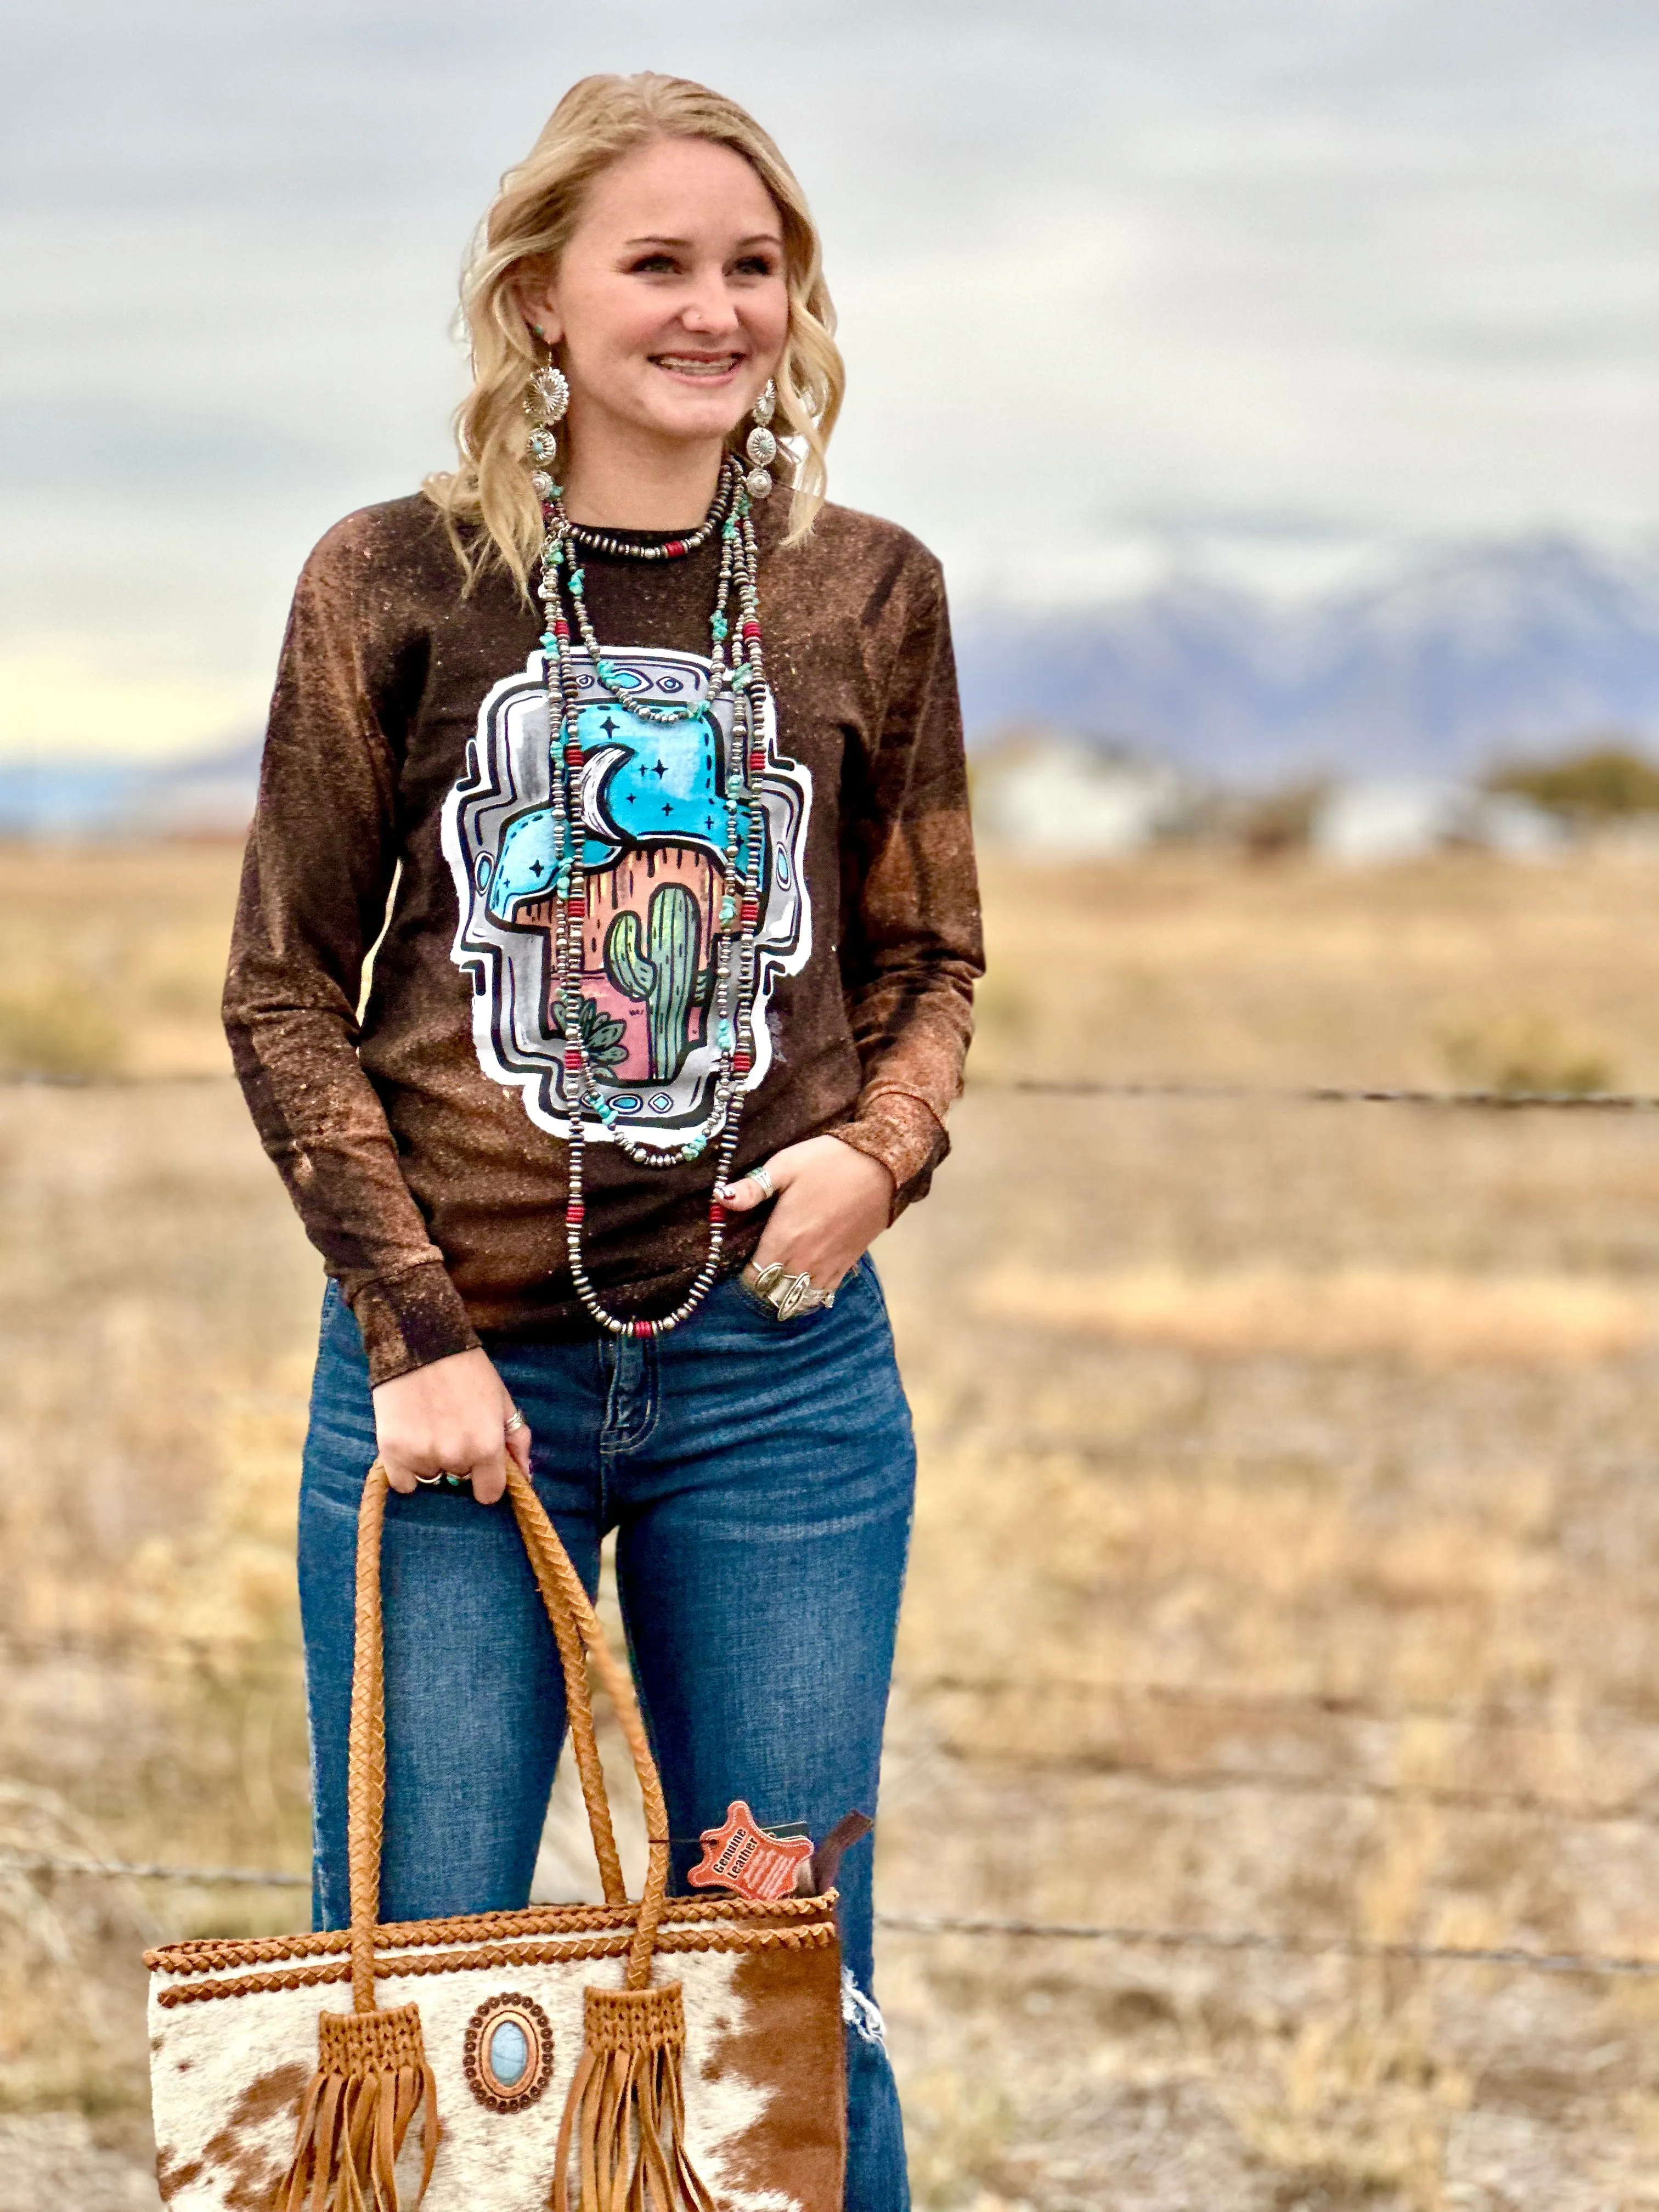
left=371, top=1348, right=531, bottom=1505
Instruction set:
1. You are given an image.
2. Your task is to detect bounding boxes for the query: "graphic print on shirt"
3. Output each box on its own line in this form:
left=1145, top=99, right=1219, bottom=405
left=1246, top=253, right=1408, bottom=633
left=441, top=646, right=812, bottom=1147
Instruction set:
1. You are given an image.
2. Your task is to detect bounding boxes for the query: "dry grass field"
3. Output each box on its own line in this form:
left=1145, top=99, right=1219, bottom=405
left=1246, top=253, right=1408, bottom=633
left=7, top=840, right=1659, bottom=2208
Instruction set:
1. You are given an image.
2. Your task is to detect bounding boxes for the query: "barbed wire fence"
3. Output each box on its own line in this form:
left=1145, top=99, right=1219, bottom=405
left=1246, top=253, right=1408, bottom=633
left=11, top=1602, right=1659, bottom=1975
left=7, top=1846, right=1659, bottom=1983
left=8, top=1063, right=1659, bottom=2001
left=9, top=1068, right=1659, bottom=1110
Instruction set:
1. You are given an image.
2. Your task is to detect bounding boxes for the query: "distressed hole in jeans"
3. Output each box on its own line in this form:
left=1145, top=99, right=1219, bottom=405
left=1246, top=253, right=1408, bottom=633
left=842, top=1968, right=887, bottom=2047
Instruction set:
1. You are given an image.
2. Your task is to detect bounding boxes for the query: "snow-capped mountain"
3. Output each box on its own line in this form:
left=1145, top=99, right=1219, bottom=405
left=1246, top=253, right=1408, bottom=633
left=955, top=537, right=1659, bottom=782
left=7, top=538, right=1659, bottom=838
left=0, top=737, right=261, bottom=837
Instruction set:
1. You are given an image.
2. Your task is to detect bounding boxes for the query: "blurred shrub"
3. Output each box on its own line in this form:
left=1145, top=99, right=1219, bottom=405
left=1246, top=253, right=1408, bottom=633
left=0, top=986, right=119, bottom=1079
left=1234, top=778, right=1329, bottom=857
left=901, top=2070, right=1015, bottom=2209
left=1486, top=741, right=1659, bottom=819
left=1438, top=1009, right=1613, bottom=1098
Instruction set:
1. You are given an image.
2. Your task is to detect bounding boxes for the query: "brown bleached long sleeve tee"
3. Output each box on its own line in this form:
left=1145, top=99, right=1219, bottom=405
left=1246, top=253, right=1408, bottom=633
left=223, top=492, right=983, bottom=1385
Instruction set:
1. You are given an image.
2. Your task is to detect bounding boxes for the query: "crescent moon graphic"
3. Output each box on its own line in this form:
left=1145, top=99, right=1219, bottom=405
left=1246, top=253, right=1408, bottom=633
left=577, top=744, right=629, bottom=846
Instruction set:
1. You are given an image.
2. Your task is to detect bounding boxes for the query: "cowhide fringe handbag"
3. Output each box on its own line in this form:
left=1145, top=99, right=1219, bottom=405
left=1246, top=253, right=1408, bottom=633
left=145, top=1462, right=847, bottom=2211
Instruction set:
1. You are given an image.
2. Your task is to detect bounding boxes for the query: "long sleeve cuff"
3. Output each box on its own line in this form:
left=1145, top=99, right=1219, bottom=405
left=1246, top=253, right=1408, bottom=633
left=347, top=1258, right=482, bottom=1386
left=831, top=1086, right=950, bottom=1220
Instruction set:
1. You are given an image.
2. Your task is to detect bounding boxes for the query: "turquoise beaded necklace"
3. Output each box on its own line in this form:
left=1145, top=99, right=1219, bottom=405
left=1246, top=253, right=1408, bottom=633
left=534, top=456, right=771, bottom=1338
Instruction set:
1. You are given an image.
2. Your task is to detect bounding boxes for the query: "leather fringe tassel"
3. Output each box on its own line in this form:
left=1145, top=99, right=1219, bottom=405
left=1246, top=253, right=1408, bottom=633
left=553, top=1984, right=715, bottom=2212
left=276, top=2003, right=439, bottom=2212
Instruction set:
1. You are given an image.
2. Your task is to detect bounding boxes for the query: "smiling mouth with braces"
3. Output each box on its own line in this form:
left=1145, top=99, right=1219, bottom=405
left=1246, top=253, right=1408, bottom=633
left=651, top=353, right=744, bottom=377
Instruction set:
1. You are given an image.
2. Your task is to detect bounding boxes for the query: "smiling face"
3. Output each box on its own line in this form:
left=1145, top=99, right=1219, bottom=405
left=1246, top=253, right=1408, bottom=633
left=525, top=135, right=790, bottom=459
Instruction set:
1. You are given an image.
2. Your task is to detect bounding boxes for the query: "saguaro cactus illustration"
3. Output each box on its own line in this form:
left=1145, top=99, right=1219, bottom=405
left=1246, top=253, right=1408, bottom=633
left=603, top=883, right=711, bottom=1080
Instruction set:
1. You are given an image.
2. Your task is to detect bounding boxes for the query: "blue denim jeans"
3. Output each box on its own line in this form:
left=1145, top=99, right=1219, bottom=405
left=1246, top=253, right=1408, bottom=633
left=298, top=1259, right=915, bottom=2212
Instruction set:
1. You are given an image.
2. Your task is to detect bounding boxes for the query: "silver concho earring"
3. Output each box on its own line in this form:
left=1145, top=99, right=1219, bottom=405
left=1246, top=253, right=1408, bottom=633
left=524, top=352, right=569, bottom=499
left=743, top=380, right=777, bottom=500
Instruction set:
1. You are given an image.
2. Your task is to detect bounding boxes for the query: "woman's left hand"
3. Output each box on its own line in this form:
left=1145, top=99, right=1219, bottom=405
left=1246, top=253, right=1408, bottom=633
left=723, top=1136, right=895, bottom=1293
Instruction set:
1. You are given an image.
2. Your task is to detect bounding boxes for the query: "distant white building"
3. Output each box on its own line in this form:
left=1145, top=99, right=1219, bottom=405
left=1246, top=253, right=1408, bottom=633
left=972, top=730, right=1192, bottom=857
left=1310, top=778, right=1565, bottom=864
left=1470, top=791, right=1571, bottom=858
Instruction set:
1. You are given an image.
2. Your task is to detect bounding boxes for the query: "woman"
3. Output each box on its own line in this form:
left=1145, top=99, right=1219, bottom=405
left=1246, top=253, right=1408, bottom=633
left=224, top=70, right=981, bottom=2211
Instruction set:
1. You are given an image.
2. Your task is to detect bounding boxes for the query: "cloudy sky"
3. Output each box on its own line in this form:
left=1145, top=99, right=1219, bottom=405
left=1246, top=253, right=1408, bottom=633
left=3, top=0, right=1657, bottom=756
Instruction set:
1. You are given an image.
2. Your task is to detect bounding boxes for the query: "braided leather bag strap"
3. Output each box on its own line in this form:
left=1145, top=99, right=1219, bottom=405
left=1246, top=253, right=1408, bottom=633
left=346, top=1463, right=391, bottom=2011
left=347, top=1461, right=673, bottom=2008
left=502, top=1466, right=673, bottom=1988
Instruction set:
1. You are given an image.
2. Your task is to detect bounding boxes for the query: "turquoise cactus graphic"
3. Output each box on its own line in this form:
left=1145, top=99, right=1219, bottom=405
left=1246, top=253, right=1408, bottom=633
left=603, top=883, right=712, bottom=1081
left=549, top=994, right=628, bottom=1070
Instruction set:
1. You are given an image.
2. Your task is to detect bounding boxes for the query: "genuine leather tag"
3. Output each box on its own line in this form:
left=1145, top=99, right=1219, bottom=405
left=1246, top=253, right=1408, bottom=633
left=687, top=1800, right=815, bottom=1902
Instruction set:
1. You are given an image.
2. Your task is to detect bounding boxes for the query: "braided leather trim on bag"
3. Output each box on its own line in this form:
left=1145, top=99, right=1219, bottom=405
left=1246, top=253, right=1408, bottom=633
left=153, top=1917, right=837, bottom=2008
left=145, top=1891, right=835, bottom=1977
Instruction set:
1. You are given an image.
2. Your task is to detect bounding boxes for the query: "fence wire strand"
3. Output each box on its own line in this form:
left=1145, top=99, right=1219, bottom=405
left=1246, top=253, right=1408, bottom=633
left=8, top=1068, right=1659, bottom=1111
left=981, top=1077, right=1659, bottom=1111
left=4, top=1849, right=1652, bottom=1980
left=0, top=1848, right=307, bottom=1889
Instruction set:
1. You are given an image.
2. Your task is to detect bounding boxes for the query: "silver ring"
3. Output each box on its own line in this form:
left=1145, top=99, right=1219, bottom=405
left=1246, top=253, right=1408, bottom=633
left=504, top=1409, right=526, bottom=1436
left=744, top=1163, right=777, bottom=1202
left=746, top=1260, right=833, bottom=1322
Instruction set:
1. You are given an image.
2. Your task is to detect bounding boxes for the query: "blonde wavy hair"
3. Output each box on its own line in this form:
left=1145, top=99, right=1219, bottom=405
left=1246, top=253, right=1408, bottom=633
left=425, top=72, right=844, bottom=591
